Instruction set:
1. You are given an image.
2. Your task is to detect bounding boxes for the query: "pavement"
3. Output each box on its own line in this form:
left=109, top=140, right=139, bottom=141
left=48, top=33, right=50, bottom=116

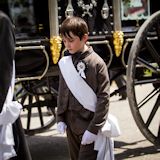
left=23, top=84, right=160, bottom=160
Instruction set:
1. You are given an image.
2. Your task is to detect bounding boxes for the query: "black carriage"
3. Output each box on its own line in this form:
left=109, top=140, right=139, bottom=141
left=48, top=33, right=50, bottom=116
left=0, top=0, right=160, bottom=147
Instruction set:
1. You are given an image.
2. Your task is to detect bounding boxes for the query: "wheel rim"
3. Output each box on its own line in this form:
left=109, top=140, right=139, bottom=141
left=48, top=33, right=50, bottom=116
left=127, top=11, right=160, bottom=146
left=15, top=78, right=57, bottom=135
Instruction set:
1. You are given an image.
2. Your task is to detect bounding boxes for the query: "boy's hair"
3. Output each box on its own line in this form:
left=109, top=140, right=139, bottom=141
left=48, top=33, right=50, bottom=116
left=60, top=16, right=88, bottom=40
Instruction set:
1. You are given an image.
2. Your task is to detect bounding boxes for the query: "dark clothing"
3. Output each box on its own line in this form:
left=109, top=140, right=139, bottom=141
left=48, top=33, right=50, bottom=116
left=109, top=70, right=127, bottom=99
left=0, top=11, right=32, bottom=160
left=57, top=47, right=110, bottom=159
left=66, top=126, right=98, bottom=160
left=0, top=11, right=15, bottom=112
left=115, top=75, right=127, bottom=99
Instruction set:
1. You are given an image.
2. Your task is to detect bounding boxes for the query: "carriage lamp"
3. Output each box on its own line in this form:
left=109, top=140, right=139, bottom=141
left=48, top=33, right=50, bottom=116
left=50, top=36, right=62, bottom=64
left=65, top=0, right=74, bottom=17
left=101, top=0, right=109, bottom=19
left=113, top=31, right=124, bottom=57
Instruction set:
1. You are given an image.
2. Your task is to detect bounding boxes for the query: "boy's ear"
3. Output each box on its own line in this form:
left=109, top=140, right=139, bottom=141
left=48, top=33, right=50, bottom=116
left=82, top=34, right=88, bottom=42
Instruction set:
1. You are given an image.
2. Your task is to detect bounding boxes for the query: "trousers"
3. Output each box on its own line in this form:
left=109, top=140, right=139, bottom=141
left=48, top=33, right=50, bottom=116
left=66, top=126, right=98, bottom=160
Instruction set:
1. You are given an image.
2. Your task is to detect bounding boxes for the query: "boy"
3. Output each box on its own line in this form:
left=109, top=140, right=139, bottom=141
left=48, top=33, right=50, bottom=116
left=57, top=16, right=110, bottom=160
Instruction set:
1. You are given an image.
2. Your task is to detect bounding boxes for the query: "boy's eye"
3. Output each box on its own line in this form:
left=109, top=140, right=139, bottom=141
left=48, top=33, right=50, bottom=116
left=63, top=39, right=74, bottom=43
left=68, top=39, right=74, bottom=42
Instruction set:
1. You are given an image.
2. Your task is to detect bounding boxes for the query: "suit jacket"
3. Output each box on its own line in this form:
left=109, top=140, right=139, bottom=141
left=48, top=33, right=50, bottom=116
left=0, top=11, right=15, bottom=112
left=57, top=47, right=110, bottom=135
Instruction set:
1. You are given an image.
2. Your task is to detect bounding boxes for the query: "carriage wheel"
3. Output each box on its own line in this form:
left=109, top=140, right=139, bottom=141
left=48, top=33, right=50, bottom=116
left=127, top=11, right=160, bottom=146
left=15, top=78, right=58, bottom=135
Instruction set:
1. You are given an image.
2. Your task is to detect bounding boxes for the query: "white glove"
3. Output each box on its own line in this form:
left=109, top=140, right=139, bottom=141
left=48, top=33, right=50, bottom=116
left=57, top=122, right=67, bottom=134
left=81, top=130, right=97, bottom=145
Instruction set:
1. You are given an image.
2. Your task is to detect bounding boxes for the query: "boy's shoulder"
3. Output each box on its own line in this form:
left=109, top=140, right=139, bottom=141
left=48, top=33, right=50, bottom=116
left=86, top=51, right=107, bottom=71
left=91, top=50, right=105, bottom=64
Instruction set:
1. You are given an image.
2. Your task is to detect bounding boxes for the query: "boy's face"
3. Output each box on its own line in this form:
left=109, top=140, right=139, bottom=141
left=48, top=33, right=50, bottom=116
left=62, top=32, right=88, bottom=54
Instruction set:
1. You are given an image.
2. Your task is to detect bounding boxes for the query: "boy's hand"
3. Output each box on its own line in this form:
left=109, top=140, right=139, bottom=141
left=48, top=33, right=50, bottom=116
left=57, top=122, right=67, bottom=134
left=81, top=130, right=97, bottom=145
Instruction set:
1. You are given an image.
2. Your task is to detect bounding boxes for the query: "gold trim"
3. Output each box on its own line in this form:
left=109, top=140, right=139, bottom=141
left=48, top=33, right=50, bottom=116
left=113, top=31, right=124, bottom=57
left=50, top=36, right=62, bottom=64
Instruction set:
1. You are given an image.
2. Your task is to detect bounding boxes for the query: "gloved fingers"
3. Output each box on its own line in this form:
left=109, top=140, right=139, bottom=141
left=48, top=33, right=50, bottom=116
left=81, top=130, right=97, bottom=145
left=57, top=125, right=65, bottom=134
left=57, top=122, right=67, bottom=134
left=81, top=138, right=93, bottom=145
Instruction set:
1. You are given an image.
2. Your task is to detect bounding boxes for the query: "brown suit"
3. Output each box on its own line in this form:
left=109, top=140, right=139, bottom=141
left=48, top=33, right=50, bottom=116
left=57, top=47, right=110, bottom=160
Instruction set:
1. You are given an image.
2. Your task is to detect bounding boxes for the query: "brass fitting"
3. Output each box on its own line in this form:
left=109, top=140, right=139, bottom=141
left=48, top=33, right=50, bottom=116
left=113, top=31, right=124, bottom=57
left=50, top=36, right=62, bottom=64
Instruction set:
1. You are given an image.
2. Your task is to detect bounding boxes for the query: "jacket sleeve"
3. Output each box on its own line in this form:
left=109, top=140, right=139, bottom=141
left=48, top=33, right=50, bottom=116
left=87, top=61, right=110, bottom=134
left=0, top=11, right=15, bottom=113
left=57, top=71, right=68, bottom=122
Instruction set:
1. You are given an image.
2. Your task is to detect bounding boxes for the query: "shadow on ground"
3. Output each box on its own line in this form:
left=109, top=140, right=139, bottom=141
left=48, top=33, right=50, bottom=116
left=114, top=140, right=160, bottom=160
left=27, top=135, right=160, bottom=160
left=27, top=135, right=70, bottom=160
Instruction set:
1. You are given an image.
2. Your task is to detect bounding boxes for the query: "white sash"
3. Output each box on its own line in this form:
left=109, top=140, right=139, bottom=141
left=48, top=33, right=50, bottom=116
left=58, top=56, right=97, bottom=112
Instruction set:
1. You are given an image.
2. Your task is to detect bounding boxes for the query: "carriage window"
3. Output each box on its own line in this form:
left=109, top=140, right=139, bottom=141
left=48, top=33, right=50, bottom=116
left=121, top=0, right=150, bottom=21
left=8, top=0, right=36, bottom=36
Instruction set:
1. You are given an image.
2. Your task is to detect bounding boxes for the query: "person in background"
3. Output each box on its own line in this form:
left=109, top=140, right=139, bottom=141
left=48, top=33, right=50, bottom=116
left=0, top=10, right=31, bottom=160
left=56, top=16, right=110, bottom=160
left=109, top=70, right=127, bottom=100
left=114, top=75, right=127, bottom=100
